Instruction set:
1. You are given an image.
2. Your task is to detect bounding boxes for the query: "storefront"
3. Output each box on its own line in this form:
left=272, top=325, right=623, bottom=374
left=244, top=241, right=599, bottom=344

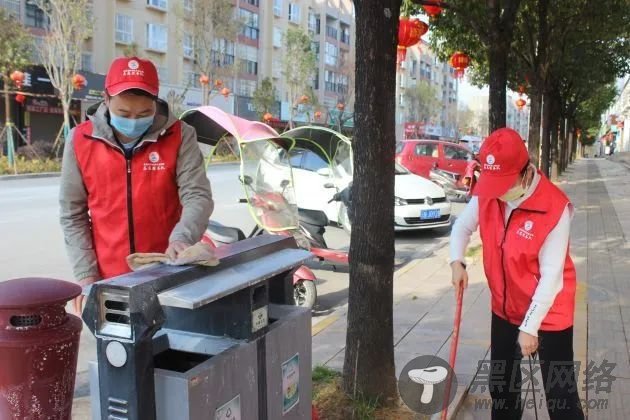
left=1, top=65, right=105, bottom=146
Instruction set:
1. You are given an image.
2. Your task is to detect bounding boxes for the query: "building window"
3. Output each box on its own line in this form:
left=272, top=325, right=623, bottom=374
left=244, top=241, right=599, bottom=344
left=241, top=60, right=258, bottom=75
left=326, top=25, right=338, bottom=40
left=311, top=41, right=320, bottom=55
left=146, top=23, right=168, bottom=52
left=273, top=0, right=282, bottom=16
left=288, top=3, right=301, bottom=23
left=183, top=33, right=194, bottom=58
left=273, top=27, right=283, bottom=48
left=115, top=14, right=134, bottom=44
left=244, top=0, right=259, bottom=6
left=308, top=11, right=320, bottom=34
left=184, top=70, right=201, bottom=88
left=238, top=45, right=258, bottom=75
left=212, top=38, right=236, bottom=67
left=340, top=26, right=351, bottom=44
left=183, top=0, right=193, bottom=13
left=157, top=66, right=168, bottom=82
left=240, top=9, right=259, bottom=40
left=238, top=80, right=257, bottom=97
left=325, top=42, right=338, bottom=66
left=81, top=53, right=93, bottom=72
left=1, top=0, right=21, bottom=18
left=147, top=0, right=167, bottom=10
left=272, top=57, right=281, bottom=78
left=25, top=3, right=47, bottom=29
left=312, top=70, right=319, bottom=90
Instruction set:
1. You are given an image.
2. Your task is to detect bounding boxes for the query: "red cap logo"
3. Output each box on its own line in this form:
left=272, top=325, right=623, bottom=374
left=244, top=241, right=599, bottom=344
left=473, top=128, right=530, bottom=198
left=105, top=57, right=159, bottom=97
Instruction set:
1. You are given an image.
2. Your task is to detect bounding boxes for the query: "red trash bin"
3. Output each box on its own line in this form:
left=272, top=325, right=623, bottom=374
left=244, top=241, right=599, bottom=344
left=0, top=278, right=83, bottom=420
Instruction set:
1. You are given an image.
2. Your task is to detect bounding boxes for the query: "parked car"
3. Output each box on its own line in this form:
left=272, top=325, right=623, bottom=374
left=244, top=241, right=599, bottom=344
left=289, top=148, right=452, bottom=231
left=396, top=140, right=473, bottom=194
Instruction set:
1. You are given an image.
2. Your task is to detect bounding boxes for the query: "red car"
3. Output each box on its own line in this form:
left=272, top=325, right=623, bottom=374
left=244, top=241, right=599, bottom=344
left=396, top=140, right=473, bottom=179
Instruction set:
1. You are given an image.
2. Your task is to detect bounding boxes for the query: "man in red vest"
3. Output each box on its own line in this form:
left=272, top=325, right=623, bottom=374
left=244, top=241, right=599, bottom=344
left=450, top=128, right=584, bottom=419
left=60, top=57, right=213, bottom=313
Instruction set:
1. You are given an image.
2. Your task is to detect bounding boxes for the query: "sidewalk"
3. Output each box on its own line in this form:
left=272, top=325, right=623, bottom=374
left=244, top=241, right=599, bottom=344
left=312, top=235, right=490, bottom=420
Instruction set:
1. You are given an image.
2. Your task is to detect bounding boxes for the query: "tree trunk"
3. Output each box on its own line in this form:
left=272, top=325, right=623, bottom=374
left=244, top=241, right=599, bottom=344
left=488, top=42, right=508, bottom=131
left=343, top=0, right=400, bottom=404
left=549, top=98, right=560, bottom=179
left=527, top=90, right=542, bottom=168
left=540, top=91, right=552, bottom=177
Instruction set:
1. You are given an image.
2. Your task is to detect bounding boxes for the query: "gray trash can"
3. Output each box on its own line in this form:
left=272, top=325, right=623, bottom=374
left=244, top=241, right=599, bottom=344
left=84, top=235, right=313, bottom=420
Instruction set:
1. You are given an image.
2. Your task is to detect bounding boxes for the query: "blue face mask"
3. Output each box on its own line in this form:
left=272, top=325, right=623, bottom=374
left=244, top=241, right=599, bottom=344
left=109, top=113, right=154, bottom=139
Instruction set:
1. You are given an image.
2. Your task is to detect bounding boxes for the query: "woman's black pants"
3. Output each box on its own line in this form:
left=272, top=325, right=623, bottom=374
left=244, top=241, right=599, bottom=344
left=490, top=313, right=585, bottom=419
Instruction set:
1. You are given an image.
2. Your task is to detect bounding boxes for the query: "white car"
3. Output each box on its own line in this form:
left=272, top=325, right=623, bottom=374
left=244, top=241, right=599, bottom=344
left=289, top=148, right=452, bottom=231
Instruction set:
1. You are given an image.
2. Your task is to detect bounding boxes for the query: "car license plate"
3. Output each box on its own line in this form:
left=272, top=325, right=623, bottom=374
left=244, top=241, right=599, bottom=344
left=421, top=209, right=441, bottom=220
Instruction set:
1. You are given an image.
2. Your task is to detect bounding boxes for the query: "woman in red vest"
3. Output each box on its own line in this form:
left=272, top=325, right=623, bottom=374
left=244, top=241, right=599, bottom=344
left=450, top=128, right=584, bottom=419
left=60, top=57, right=213, bottom=313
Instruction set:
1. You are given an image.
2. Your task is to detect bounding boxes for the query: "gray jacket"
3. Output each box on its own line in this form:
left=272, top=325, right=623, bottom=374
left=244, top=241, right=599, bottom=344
left=59, top=100, right=213, bottom=280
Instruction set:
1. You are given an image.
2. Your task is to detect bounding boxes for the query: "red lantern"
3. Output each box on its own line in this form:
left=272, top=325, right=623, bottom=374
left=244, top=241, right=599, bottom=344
left=263, top=112, right=273, bottom=122
left=397, top=18, right=429, bottom=65
left=515, top=98, right=527, bottom=110
left=199, top=74, right=210, bottom=86
left=72, top=74, right=86, bottom=90
left=214, top=79, right=223, bottom=88
left=314, top=111, right=322, bottom=119
left=15, top=93, right=26, bottom=104
left=299, top=95, right=309, bottom=104
left=221, top=87, right=231, bottom=98
left=336, top=103, right=345, bottom=111
left=10, top=70, right=25, bottom=88
left=422, top=4, right=443, bottom=17
left=449, top=51, right=470, bottom=70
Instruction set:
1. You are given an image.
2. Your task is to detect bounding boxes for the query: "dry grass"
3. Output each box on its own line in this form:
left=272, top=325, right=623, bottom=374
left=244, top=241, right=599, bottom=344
left=312, top=367, right=428, bottom=420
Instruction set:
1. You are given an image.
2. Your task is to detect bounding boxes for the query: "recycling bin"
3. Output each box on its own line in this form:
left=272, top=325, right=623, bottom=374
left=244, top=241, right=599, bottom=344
left=84, top=235, right=313, bottom=420
left=0, top=278, right=83, bottom=420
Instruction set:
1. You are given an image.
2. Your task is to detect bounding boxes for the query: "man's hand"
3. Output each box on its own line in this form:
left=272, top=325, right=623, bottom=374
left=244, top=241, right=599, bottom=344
left=72, top=276, right=98, bottom=315
left=450, top=261, right=468, bottom=290
left=518, top=331, right=539, bottom=357
left=165, top=241, right=192, bottom=261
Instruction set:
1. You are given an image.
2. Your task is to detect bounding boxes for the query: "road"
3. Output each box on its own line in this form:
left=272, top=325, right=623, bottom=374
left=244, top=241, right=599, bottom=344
left=0, top=165, right=464, bottom=317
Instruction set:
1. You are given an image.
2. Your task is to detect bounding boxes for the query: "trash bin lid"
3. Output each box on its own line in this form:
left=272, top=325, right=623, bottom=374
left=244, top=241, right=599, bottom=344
left=0, top=278, right=82, bottom=309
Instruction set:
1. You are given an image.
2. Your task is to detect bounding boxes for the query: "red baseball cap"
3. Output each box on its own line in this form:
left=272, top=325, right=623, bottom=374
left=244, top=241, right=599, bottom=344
left=473, top=128, right=530, bottom=198
left=105, top=57, right=159, bottom=97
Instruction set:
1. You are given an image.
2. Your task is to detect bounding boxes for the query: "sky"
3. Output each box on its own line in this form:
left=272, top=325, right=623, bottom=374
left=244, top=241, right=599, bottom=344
left=458, top=77, right=488, bottom=107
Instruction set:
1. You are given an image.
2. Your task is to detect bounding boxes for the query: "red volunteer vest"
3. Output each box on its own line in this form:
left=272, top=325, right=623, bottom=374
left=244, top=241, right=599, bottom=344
left=73, top=120, right=183, bottom=279
left=478, top=172, right=576, bottom=331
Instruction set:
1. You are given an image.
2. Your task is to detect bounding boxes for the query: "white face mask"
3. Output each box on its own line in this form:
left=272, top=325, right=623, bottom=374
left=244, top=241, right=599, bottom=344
left=499, top=182, right=526, bottom=202
left=499, top=167, right=531, bottom=202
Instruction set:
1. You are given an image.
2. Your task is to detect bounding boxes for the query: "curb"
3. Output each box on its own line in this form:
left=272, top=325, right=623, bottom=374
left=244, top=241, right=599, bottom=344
left=0, top=172, right=61, bottom=181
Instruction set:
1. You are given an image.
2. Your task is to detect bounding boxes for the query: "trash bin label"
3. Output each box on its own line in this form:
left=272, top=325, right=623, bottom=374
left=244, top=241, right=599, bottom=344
left=282, top=353, right=300, bottom=414
left=252, top=305, right=268, bottom=333
left=215, top=394, right=241, bottom=420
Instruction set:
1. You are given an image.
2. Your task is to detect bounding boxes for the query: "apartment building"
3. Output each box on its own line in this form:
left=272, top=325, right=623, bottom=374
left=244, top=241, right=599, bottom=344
left=2, top=0, right=355, bottom=122
left=396, top=40, right=459, bottom=141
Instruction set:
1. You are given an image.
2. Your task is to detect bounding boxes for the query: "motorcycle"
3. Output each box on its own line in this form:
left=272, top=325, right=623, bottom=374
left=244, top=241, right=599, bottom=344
left=429, top=166, right=469, bottom=202
left=180, top=106, right=319, bottom=308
